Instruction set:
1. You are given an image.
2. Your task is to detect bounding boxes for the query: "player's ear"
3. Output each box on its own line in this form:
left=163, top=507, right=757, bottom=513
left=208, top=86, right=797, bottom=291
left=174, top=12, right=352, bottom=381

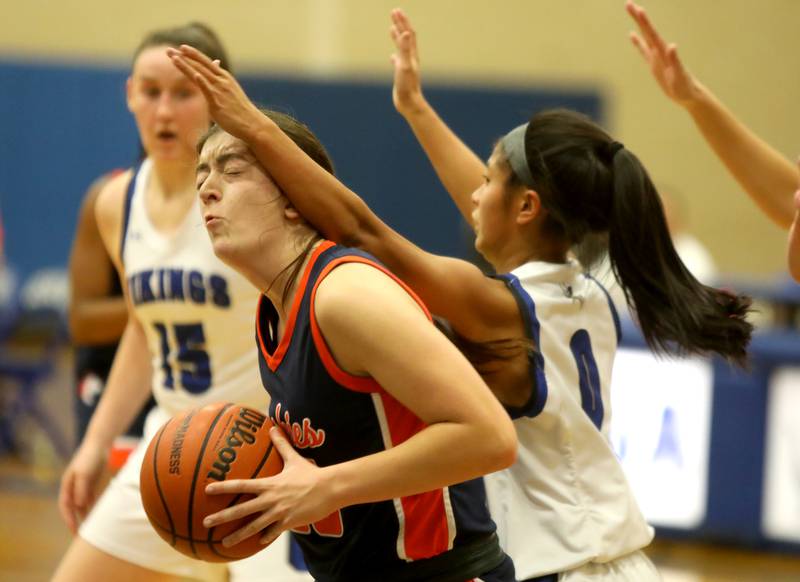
left=516, top=188, right=542, bottom=225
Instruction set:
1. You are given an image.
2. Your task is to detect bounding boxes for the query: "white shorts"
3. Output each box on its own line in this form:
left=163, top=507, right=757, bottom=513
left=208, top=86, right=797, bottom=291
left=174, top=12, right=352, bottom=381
left=558, top=550, right=661, bottom=582
left=79, top=406, right=313, bottom=582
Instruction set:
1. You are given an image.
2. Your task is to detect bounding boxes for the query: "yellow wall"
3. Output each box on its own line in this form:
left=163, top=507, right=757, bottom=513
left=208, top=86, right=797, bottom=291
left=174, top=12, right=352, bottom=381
left=4, top=0, right=799, bottom=276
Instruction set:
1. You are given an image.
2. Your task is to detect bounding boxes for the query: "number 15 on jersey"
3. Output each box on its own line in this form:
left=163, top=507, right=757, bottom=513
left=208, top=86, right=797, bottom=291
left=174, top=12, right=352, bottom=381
left=153, top=322, right=212, bottom=393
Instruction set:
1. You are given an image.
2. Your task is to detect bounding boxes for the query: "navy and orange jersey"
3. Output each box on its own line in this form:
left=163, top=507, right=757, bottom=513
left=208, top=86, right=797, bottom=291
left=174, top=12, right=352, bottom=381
left=256, top=241, right=510, bottom=582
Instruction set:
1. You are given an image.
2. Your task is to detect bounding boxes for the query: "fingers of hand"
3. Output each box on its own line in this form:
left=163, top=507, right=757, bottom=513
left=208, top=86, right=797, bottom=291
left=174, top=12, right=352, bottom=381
left=629, top=32, right=651, bottom=62
left=203, top=497, right=271, bottom=527
left=206, top=478, right=264, bottom=496
left=57, top=477, right=77, bottom=531
left=259, top=521, right=286, bottom=546
left=177, top=45, right=222, bottom=76
left=168, top=53, right=220, bottom=101
left=634, top=6, right=669, bottom=57
left=624, top=0, right=641, bottom=22
left=390, top=8, right=404, bottom=30
left=269, top=426, right=297, bottom=461
left=204, top=495, right=268, bottom=528
left=73, top=474, right=92, bottom=509
left=221, top=512, right=278, bottom=547
left=666, top=44, right=684, bottom=71
left=394, top=8, right=413, bottom=34
left=399, top=31, right=413, bottom=53
left=168, top=51, right=202, bottom=81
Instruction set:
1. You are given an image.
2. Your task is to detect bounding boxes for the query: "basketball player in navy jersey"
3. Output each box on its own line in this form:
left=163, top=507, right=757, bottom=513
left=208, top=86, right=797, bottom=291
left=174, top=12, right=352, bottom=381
left=168, top=16, right=753, bottom=580
left=170, top=49, right=518, bottom=582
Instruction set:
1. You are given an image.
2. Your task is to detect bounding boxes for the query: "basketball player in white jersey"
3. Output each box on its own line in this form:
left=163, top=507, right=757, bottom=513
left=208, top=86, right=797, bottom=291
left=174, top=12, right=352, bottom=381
left=169, top=10, right=754, bottom=580
left=54, top=24, right=310, bottom=582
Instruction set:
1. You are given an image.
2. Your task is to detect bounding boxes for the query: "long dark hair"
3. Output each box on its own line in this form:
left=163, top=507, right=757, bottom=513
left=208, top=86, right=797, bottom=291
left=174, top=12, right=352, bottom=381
left=198, top=109, right=335, bottom=307
left=505, top=109, right=752, bottom=366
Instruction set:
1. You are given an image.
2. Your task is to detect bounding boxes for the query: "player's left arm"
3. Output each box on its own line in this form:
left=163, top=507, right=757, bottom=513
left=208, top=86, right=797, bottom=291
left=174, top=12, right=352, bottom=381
left=202, top=263, right=517, bottom=546
left=313, top=263, right=518, bottom=499
left=68, top=173, right=128, bottom=344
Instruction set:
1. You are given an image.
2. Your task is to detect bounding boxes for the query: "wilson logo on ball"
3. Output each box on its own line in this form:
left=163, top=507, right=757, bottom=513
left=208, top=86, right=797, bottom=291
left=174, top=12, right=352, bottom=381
left=207, top=407, right=267, bottom=481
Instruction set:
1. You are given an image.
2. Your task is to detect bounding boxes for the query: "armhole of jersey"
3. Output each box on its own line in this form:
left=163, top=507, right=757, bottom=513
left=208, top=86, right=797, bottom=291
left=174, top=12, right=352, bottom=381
left=257, top=241, right=336, bottom=372
left=309, top=256, right=432, bottom=394
left=255, top=294, right=273, bottom=367
left=584, top=273, right=622, bottom=345
left=494, top=273, right=548, bottom=419
left=118, top=166, right=138, bottom=267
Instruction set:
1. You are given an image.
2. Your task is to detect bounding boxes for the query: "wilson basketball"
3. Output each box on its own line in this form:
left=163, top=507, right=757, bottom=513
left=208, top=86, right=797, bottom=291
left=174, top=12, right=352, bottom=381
left=140, top=402, right=283, bottom=562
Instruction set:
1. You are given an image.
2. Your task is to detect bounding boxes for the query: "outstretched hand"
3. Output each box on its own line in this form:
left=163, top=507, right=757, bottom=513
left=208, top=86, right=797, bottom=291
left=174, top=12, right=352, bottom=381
left=390, top=8, right=426, bottom=117
left=167, top=45, right=263, bottom=141
left=203, top=426, right=339, bottom=547
left=626, top=0, right=701, bottom=107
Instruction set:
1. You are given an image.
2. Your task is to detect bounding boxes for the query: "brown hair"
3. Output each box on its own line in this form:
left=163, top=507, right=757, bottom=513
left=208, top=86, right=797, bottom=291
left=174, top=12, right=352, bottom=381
left=133, top=22, right=231, bottom=71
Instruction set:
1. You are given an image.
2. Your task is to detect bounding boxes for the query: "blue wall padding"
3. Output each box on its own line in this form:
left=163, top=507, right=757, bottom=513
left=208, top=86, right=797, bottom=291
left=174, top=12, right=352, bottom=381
left=0, top=58, right=601, bottom=280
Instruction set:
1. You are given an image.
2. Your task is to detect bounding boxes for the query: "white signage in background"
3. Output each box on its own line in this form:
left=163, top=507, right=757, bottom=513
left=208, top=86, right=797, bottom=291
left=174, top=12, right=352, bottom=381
left=762, top=367, right=800, bottom=542
left=609, top=348, right=714, bottom=529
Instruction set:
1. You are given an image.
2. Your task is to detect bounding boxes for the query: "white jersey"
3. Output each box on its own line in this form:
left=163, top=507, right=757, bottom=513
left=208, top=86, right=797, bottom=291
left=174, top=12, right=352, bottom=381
left=484, top=259, right=654, bottom=579
left=121, top=158, right=266, bottom=415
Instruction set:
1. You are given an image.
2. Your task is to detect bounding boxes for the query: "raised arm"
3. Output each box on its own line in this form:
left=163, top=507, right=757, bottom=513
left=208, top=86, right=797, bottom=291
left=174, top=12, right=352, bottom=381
left=202, top=263, right=517, bottom=545
left=58, top=174, right=154, bottom=533
left=390, top=8, right=486, bottom=227
left=627, top=0, right=798, bottom=229
left=168, top=45, right=522, bottom=346
left=68, top=173, right=128, bottom=345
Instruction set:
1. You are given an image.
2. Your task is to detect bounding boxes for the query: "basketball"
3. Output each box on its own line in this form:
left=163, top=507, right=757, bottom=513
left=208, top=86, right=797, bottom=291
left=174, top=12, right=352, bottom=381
left=139, top=402, right=283, bottom=562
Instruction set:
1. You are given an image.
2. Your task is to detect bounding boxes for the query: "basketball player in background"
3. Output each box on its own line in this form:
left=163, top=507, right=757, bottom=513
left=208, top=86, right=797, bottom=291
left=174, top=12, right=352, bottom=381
left=168, top=25, right=753, bottom=580
left=54, top=23, right=309, bottom=582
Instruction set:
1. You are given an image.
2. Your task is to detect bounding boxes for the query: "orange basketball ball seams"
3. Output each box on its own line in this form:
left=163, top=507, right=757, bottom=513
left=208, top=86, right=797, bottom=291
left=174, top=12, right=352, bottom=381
left=140, top=402, right=283, bottom=562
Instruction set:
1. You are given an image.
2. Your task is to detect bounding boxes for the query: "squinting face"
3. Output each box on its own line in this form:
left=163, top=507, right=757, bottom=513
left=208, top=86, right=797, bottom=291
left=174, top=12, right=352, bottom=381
left=470, top=148, right=518, bottom=265
left=127, top=45, right=211, bottom=162
left=196, top=131, right=286, bottom=264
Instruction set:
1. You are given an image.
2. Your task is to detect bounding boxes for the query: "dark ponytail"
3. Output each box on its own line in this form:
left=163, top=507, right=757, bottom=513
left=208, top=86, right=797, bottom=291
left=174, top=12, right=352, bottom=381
left=606, top=149, right=752, bottom=365
left=510, top=109, right=753, bottom=365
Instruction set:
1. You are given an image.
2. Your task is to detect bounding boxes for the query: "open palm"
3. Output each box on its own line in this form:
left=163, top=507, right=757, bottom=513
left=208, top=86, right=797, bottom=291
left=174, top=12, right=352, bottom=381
left=626, top=1, right=700, bottom=106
